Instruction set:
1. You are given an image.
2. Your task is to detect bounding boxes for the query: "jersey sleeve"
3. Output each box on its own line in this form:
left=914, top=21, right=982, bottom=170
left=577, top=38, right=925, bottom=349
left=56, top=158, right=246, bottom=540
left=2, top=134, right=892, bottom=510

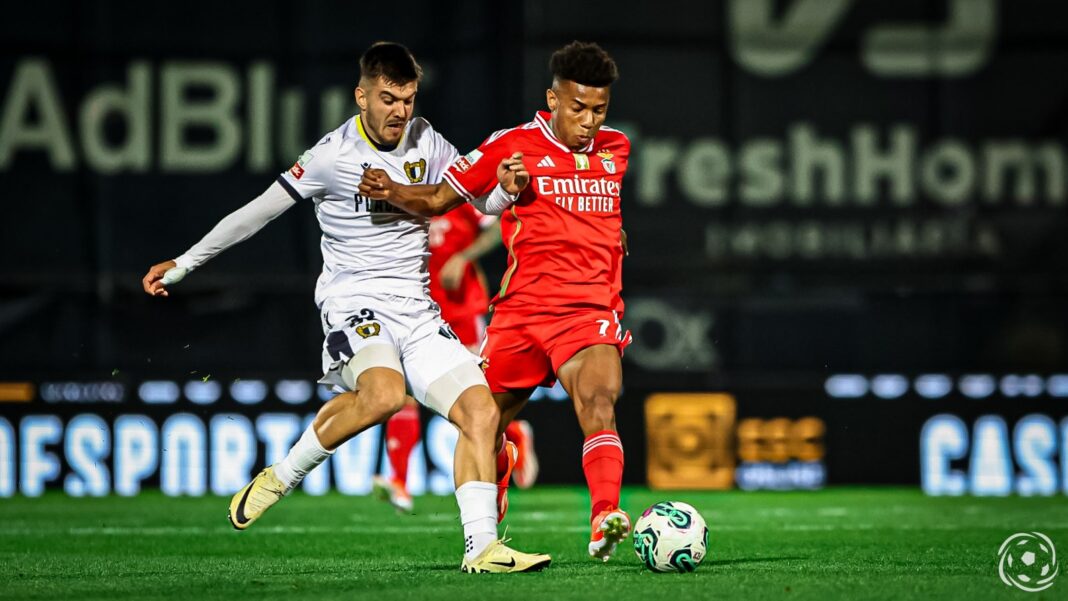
left=441, top=134, right=510, bottom=202
left=276, top=132, right=342, bottom=201
left=424, top=125, right=461, bottom=185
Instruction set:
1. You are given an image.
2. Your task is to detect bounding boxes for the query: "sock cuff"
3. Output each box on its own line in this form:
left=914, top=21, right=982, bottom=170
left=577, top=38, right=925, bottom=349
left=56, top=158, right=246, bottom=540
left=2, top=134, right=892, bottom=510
left=456, top=480, right=497, bottom=494
left=303, top=426, right=335, bottom=457
left=455, top=480, right=498, bottom=528
left=583, top=430, right=622, bottom=456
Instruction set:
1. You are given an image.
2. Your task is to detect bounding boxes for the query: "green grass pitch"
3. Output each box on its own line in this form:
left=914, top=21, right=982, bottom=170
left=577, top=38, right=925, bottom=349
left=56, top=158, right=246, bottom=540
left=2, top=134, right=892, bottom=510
left=2, top=487, right=1066, bottom=600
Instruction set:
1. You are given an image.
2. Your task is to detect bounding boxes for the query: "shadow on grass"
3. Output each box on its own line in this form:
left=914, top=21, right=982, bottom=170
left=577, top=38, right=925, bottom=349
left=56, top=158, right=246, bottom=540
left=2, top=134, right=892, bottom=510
left=421, top=555, right=807, bottom=573
left=705, top=556, right=806, bottom=567
left=567, top=556, right=807, bottom=572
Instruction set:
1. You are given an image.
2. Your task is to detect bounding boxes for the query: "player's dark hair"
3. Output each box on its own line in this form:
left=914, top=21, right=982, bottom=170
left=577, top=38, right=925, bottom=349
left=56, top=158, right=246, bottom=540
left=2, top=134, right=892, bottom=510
left=359, top=42, right=422, bottom=85
left=550, top=41, right=618, bottom=87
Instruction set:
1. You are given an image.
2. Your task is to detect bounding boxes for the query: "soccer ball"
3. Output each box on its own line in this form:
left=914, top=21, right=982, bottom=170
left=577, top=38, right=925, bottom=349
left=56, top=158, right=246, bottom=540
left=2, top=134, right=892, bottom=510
left=632, top=501, right=709, bottom=572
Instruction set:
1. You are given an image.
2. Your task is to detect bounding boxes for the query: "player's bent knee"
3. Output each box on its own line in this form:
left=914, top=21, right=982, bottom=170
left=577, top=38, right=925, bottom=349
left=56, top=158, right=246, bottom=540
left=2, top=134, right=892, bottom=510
left=424, top=359, right=490, bottom=419
left=358, top=386, right=408, bottom=419
left=450, top=396, right=500, bottom=441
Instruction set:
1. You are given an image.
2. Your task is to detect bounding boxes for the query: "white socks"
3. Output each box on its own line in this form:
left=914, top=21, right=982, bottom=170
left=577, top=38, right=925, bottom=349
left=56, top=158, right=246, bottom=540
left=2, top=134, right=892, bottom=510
left=455, top=481, right=498, bottom=559
left=275, top=429, right=497, bottom=560
left=274, top=425, right=334, bottom=490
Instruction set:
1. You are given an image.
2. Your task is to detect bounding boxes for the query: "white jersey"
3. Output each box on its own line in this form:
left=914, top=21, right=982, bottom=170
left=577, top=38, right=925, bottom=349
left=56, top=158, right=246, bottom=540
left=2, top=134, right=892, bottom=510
left=277, top=115, right=460, bottom=307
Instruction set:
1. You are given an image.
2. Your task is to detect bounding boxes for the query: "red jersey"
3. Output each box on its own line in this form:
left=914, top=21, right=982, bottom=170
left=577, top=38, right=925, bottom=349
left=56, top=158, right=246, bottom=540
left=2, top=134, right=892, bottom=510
left=443, top=111, right=629, bottom=313
left=428, top=202, right=494, bottom=321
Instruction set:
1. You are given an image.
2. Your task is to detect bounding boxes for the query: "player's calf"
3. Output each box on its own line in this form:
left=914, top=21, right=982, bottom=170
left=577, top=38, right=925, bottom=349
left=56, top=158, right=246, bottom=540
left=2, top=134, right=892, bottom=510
left=573, top=386, right=620, bottom=435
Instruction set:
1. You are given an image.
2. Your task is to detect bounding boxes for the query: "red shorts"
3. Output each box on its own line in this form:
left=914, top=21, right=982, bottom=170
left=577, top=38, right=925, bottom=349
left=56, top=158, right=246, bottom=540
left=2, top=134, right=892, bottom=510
left=480, top=306, right=631, bottom=393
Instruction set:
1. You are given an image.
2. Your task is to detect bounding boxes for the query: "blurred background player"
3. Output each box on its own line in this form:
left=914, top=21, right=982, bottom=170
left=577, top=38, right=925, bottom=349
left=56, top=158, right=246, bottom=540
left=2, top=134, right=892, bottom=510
left=360, top=41, right=630, bottom=561
left=374, top=205, right=539, bottom=513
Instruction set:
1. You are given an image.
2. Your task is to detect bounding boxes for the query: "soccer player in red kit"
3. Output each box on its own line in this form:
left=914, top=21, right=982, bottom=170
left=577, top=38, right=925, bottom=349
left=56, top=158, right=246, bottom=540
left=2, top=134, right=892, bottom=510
left=360, top=41, right=631, bottom=561
left=375, top=206, right=540, bottom=512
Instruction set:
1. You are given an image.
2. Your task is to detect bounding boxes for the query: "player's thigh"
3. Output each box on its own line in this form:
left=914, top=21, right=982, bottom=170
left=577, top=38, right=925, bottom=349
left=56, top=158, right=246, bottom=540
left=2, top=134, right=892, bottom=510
left=542, top=308, right=628, bottom=404
left=354, top=367, right=408, bottom=414
left=401, top=327, right=489, bottom=419
left=494, top=389, right=535, bottom=415
left=544, top=309, right=629, bottom=376
left=480, top=321, right=554, bottom=394
left=494, top=389, right=535, bottom=436
left=446, top=379, right=501, bottom=438
left=557, top=344, right=624, bottom=406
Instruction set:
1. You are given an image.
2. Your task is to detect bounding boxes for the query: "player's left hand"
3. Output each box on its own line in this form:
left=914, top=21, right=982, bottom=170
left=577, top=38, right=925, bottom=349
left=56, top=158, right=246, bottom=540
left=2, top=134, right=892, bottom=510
left=439, top=254, right=468, bottom=290
left=497, top=152, right=529, bottom=195
left=142, top=260, right=176, bottom=297
left=359, top=168, right=395, bottom=200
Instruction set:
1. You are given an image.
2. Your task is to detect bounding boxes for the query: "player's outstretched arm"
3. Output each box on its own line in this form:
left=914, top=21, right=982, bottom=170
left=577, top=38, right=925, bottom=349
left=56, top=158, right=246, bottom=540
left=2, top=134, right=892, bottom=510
left=140, top=181, right=298, bottom=297
left=359, top=171, right=463, bottom=217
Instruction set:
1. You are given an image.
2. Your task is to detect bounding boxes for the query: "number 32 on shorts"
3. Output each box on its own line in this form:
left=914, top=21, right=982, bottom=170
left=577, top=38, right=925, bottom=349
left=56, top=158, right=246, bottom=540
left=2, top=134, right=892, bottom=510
left=346, top=309, right=380, bottom=338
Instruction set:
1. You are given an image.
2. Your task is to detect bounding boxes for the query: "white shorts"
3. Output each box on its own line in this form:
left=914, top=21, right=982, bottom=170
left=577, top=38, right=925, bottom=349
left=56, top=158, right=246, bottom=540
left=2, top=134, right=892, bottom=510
left=318, top=292, right=485, bottom=417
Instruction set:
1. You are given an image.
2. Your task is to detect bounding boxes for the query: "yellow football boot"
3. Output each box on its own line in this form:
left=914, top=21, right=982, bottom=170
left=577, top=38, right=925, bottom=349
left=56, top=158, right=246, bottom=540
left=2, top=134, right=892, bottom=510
left=460, top=539, right=552, bottom=573
left=228, top=466, right=288, bottom=530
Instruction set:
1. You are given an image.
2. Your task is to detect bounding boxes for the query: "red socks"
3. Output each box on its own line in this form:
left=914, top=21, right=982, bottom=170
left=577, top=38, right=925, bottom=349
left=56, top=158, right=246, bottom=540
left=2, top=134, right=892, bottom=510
left=385, top=404, right=421, bottom=487
left=582, top=430, right=624, bottom=520
left=504, top=421, right=526, bottom=473
left=495, top=433, right=511, bottom=479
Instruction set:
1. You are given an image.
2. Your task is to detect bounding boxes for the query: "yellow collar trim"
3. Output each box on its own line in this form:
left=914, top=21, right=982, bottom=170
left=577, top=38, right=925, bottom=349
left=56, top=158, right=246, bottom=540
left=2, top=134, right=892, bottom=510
left=355, top=115, right=402, bottom=151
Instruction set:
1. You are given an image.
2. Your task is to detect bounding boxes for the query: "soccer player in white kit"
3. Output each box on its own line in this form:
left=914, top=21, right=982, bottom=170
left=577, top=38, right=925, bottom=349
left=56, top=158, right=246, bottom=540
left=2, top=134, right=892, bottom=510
left=140, top=42, right=547, bottom=573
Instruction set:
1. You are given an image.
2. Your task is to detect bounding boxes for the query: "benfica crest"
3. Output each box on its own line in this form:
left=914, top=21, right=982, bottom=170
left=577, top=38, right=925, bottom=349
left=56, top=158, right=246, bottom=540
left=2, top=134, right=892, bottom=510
left=597, top=151, right=616, bottom=174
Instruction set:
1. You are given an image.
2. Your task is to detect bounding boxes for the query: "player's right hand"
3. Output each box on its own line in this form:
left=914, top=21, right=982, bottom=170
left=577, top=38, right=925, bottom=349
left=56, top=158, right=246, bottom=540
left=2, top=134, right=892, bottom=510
left=359, top=168, right=395, bottom=200
left=498, top=152, right=529, bottom=195
left=142, top=260, right=177, bottom=297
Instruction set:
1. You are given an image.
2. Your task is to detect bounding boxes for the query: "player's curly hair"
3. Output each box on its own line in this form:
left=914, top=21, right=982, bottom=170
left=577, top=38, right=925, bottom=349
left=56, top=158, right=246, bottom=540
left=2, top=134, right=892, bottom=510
left=360, top=42, right=422, bottom=85
left=550, top=41, right=618, bottom=87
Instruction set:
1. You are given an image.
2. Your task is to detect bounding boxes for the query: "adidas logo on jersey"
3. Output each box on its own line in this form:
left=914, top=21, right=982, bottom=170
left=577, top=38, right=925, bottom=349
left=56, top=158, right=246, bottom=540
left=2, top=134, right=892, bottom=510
left=537, top=155, right=555, bottom=168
